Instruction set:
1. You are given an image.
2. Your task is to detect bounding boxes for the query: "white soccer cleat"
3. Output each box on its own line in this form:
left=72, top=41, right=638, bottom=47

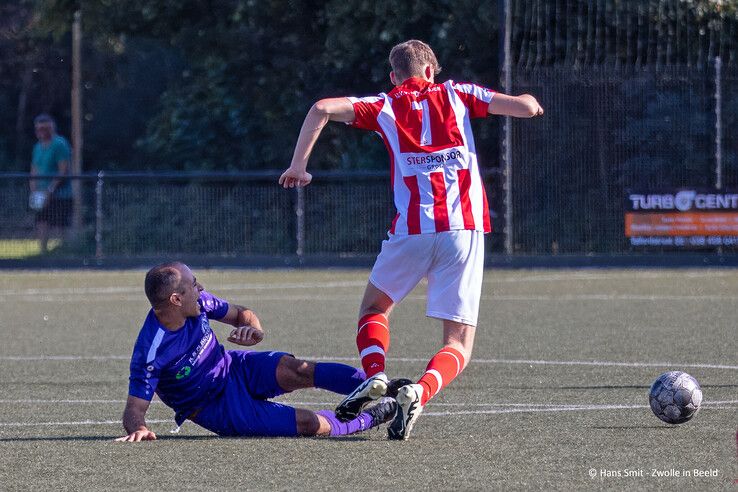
left=387, top=383, right=424, bottom=440
left=335, top=373, right=388, bottom=422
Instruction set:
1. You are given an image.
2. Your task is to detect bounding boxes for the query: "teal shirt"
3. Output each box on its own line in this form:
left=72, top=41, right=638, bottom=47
left=32, top=135, right=72, bottom=198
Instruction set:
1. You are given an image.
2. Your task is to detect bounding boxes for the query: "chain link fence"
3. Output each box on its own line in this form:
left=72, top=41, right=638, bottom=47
left=3, top=65, right=736, bottom=262
left=506, top=63, right=738, bottom=253
left=0, top=171, right=504, bottom=261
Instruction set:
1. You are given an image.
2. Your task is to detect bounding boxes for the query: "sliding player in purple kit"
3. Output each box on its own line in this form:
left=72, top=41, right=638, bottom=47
left=116, top=262, right=400, bottom=441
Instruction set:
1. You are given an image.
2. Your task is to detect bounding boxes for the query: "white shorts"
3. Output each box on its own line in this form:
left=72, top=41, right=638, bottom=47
left=368, top=230, right=485, bottom=326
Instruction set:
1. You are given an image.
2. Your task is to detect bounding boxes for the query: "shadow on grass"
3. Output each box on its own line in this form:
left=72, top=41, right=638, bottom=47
left=500, top=385, right=650, bottom=390
left=0, top=434, right=221, bottom=443
left=508, top=384, right=738, bottom=390
left=592, top=426, right=678, bottom=430
left=0, top=434, right=371, bottom=443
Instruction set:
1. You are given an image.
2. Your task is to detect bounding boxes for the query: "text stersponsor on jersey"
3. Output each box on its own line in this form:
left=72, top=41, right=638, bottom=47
left=405, top=148, right=467, bottom=170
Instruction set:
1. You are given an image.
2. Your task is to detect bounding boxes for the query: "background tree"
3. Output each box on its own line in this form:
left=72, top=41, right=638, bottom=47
left=0, top=0, right=735, bottom=175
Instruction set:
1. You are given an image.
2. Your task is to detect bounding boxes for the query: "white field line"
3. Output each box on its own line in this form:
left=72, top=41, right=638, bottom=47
left=1, top=269, right=732, bottom=294
left=480, top=294, right=738, bottom=301
left=311, top=356, right=738, bottom=371
left=0, top=269, right=735, bottom=298
left=1, top=354, right=736, bottom=370
left=0, top=281, right=369, bottom=297
left=0, top=419, right=172, bottom=428
left=7, top=290, right=738, bottom=303
left=493, top=270, right=735, bottom=282
left=0, top=355, right=131, bottom=361
left=9, top=294, right=738, bottom=304
left=0, top=399, right=162, bottom=404
left=423, top=401, right=738, bottom=417
left=2, top=399, right=736, bottom=408
left=1, top=401, right=736, bottom=428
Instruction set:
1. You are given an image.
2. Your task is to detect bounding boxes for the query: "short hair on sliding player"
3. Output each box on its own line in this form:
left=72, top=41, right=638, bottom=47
left=389, top=40, right=442, bottom=82
left=145, top=261, right=185, bottom=308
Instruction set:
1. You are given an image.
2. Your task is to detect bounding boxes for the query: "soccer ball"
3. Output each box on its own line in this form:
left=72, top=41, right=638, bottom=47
left=648, top=371, right=702, bottom=424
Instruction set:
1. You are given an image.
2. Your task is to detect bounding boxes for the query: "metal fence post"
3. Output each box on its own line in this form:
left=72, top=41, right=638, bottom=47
left=95, top=171, right=104, bottom=259
left=501, top=0, right=514, bottom=255
left=296, top=186, right=305, bottom=262
left=714, top=56, right=723, bottom=190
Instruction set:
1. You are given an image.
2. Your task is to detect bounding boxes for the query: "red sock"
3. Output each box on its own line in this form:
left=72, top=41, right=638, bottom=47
left=356, top=313, right=390, bottom=378
left=417, top=346, right=465, bottom=405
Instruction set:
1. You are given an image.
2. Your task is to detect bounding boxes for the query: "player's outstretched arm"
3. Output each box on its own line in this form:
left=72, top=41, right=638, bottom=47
left=220, top=304, right=265, bottom=346
left=115, top=395, right=156, bottom=442
left=489, top=93, right=544, bottom=118
left=279, top=97, right=355, bottom=189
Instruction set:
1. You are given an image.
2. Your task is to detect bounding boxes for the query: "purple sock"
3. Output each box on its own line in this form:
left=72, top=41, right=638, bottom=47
left=314, top=362, right=366, bottom=395
left=316, top=410, right=375, bottom=436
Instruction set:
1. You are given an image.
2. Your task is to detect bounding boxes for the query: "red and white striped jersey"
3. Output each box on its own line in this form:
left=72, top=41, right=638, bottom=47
left=348, top=77, right=495, bottom=235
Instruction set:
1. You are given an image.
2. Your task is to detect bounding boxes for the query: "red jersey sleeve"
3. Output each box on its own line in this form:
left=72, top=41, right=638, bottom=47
left=347, top=95, right=385, bottom=131
left=450, top=82, right=496, bottom=119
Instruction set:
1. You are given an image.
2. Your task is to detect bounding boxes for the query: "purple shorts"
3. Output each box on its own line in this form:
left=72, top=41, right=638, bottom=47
left=191, top=350, right=298, bottom=437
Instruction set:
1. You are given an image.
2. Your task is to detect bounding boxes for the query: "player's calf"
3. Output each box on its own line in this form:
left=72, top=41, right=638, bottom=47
left=417, top=346, right=466, bottom=405
left=277, top=356, right=366, bottom=395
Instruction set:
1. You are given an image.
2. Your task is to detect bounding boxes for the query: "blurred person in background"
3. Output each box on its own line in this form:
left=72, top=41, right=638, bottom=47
left=29, top=114, right=72, bottom=254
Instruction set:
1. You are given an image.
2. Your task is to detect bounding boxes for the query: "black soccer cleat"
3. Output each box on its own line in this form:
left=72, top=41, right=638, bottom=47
left=386, top=378, right=413, bottom=398
left=335, top=374, right=388, bottom=422
left=364, top=397, right=398, bottom=427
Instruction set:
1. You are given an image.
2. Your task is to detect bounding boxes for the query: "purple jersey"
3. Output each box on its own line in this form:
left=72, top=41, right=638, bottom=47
left=128, top=291, right=230, bottom=418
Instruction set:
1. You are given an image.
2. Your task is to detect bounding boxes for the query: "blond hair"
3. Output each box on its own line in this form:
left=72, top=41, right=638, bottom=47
left=389, top=40, right=442, bottom=82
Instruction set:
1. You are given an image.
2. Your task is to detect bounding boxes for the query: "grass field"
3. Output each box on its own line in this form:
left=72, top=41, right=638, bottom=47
left=0, top=268, right=736, bottom=490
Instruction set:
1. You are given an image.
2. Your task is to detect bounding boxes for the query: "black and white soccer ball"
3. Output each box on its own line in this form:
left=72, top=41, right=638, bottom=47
left=648, top=371, right=702, bottom=424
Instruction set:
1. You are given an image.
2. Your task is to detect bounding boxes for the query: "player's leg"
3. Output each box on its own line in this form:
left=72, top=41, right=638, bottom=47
left=388, top=322, right=475, bottom=441
left=275, top=354, right=366, bottom=395
left=194, top=353, right=385, bottom=438
left=295, top=408, right=331, bottom=435
left=57, top=198, right=73, bottom=246
left=333, top=285, right=394, bottom=421
left=356, top=282, right=394, bottom=378
left=416, top=320, right=475, bottom=403
left=35, top=218, right=49, bottom=253
left=336, top=234, right=433, bottom=421
left=389, top=230, right=484, bottom=440
left=304, top=398, right=397, bottom=436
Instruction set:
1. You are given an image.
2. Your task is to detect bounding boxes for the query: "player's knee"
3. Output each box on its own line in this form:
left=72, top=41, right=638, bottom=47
left=292, top=359, right=314, bottom=381
left=276, top=355, right=314, bottom=390
left=294, top=409, right=321, bottom=436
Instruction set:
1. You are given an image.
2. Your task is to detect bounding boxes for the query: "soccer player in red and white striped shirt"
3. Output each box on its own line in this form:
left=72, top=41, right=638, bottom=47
left=280, top=40, right=543, bottom=440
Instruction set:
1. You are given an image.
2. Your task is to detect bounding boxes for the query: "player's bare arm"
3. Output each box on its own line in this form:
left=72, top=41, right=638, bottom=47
left=116, top=395, right=156, bottom=442
left=220, top=303, right=265, bottom=346
left=489, top=93, right=544, bottom=118
left=279, top=97, right=355, bottom=189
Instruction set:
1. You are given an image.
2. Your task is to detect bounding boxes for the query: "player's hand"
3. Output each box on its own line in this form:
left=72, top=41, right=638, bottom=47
left=228, top=325, right=264, bottom=346
left=521, top=94, right=544, bottom=116
left=279, top=167, right=312, bottom=188
left=114, top=429, right=157, bottom=442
